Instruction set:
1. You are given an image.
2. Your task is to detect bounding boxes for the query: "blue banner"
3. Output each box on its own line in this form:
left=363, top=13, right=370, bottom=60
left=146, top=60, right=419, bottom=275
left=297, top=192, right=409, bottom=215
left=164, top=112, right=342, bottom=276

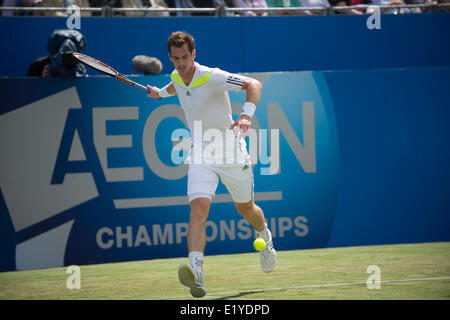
left=1, top=67, right=450, bottom=271
left=0, top=71, right=340, bottom=270
left=1, top=14, right=449, bottom=77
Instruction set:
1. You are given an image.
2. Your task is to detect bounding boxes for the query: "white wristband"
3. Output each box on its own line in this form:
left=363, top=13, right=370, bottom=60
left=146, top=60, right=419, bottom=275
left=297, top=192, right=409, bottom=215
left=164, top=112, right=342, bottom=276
left=158, top=85, right=172, bottom=98
left=240, top=102, right=256, bottom=119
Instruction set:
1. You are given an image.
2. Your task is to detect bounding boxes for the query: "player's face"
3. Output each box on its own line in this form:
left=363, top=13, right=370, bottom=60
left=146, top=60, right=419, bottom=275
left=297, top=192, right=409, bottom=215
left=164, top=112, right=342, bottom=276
left=169, top=44, right=196, bottom=77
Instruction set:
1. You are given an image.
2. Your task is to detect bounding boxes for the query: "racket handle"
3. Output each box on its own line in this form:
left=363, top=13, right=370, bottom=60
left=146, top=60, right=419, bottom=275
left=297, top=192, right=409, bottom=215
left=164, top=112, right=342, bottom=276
left=135, top=82, right=150, bottom=94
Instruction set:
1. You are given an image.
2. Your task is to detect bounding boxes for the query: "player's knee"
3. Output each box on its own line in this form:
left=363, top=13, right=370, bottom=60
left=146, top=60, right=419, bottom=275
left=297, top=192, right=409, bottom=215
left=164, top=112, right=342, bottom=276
left=235, top=200, right=255, bottom=217
left=190, top=198, right=210, bottom=222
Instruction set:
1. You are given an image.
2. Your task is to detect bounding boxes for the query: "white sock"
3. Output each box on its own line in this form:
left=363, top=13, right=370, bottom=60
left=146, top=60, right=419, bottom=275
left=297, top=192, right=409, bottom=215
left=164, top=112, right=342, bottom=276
left=189, top=251, right=204, bottom=272
left=255, top=223, right=271, bottom=242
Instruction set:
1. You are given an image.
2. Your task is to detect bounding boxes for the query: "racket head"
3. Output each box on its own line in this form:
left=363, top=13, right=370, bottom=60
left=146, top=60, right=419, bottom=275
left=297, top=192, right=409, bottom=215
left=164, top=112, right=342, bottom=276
left=72, top=52, right=119, bottom=77
left=72, top=52, right=151, bottom=94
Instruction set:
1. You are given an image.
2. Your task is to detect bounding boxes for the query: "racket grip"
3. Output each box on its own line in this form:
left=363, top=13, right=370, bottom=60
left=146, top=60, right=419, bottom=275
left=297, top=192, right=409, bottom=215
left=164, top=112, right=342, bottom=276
left=135, top=83, right=150, bottom=94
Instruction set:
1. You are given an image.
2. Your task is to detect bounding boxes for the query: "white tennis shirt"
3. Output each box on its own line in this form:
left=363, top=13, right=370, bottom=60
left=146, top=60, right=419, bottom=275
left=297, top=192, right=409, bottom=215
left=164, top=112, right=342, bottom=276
left=171, top=62, right=250, bottom=166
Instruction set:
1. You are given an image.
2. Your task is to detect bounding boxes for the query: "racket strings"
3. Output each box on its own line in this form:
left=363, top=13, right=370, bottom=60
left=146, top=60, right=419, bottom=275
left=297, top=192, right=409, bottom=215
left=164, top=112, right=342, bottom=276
left=73, top=53, right=117, bottom=76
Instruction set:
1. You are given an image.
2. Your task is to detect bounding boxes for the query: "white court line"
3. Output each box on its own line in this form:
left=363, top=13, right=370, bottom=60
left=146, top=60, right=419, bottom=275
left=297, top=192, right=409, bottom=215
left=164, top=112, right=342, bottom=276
left=150, top=276, right=450, bottom=300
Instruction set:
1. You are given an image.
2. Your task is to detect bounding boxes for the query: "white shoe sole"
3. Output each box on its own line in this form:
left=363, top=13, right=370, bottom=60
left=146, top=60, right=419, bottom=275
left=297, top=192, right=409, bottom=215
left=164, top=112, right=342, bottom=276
left=178, top=264, right=206, bottom=298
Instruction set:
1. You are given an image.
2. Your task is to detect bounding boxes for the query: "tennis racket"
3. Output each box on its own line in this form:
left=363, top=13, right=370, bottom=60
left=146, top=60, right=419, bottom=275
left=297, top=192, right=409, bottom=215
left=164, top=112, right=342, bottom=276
left=72, top=52, right=150, bottom=94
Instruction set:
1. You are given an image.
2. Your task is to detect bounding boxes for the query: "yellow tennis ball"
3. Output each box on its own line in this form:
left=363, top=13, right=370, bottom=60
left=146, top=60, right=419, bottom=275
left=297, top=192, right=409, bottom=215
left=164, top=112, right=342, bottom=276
left=253, top=238, right=266, bottom=251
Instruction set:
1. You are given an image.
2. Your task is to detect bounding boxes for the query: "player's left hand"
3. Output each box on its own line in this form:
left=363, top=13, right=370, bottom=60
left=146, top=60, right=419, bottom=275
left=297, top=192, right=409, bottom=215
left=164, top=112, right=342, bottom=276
left=230, top=115, right=251, bottom=139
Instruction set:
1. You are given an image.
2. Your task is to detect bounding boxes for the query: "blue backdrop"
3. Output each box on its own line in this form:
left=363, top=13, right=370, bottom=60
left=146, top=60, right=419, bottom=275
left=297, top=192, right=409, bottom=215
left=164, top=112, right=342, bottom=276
left=1, top=13, right=449, bottom=271
left=1, top=13, right=449, bottom=77
left=325, top=67, right=450, bottom=246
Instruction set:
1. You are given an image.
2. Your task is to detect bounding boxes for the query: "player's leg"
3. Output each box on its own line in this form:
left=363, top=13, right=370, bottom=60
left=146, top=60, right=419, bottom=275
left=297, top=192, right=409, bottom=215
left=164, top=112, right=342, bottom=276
left=234, top=198, right=276, bottom=273
left=217, top=165, right=277, bottom=272
left=234, top=199, right=265, bottom=233
left=188, top=196, right=211, bottom=253
left=178, top=195, right=210, bottom=298
left=178, top=164, right=219, bottom=298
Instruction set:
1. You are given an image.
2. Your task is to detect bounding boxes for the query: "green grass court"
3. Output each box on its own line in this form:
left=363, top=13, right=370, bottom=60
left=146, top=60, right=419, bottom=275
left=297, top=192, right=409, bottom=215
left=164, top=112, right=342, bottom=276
left=0, top=242, right=449, bottom=300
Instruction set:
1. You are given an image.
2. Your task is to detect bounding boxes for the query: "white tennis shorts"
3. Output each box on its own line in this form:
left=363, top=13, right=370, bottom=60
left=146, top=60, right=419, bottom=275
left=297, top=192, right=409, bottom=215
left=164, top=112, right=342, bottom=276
left=188, top=164, right=254, bottom=204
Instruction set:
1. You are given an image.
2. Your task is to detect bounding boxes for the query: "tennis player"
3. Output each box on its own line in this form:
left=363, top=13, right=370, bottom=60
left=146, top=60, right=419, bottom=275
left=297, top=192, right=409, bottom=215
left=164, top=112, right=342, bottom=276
left=146, top=31, right=276, bottom=298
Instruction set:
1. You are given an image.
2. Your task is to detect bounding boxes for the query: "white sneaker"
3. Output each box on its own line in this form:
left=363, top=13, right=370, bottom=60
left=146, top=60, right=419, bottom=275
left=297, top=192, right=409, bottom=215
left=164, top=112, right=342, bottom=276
left=178, top=263, right=206, bottom=298
left=260, top=239, right=277, bottom=272
left=257, top=228, right=276, bottom=273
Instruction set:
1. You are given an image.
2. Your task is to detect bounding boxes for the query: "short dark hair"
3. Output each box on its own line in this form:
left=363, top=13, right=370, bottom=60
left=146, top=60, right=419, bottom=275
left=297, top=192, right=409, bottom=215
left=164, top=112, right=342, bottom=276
left=167, top=31, right=195, bottom=56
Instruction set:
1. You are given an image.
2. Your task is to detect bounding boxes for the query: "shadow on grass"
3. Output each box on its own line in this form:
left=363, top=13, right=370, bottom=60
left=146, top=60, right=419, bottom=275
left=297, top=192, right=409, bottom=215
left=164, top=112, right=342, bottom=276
left=212, top=290, right=265, bottom=300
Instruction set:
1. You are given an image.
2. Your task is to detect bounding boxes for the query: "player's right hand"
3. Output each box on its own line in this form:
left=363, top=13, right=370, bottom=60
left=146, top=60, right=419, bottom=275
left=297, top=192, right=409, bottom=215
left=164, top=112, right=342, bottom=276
left=146, top=85, right=161, bottom=99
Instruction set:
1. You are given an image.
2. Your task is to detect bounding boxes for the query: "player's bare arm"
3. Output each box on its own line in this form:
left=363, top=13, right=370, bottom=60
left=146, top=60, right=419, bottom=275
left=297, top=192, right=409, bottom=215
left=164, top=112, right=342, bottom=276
left=241, top=76, right=262, bottom=106
left=230, top=76, right=262, bottom=133
left=146, top=81, right=176, bottom=99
